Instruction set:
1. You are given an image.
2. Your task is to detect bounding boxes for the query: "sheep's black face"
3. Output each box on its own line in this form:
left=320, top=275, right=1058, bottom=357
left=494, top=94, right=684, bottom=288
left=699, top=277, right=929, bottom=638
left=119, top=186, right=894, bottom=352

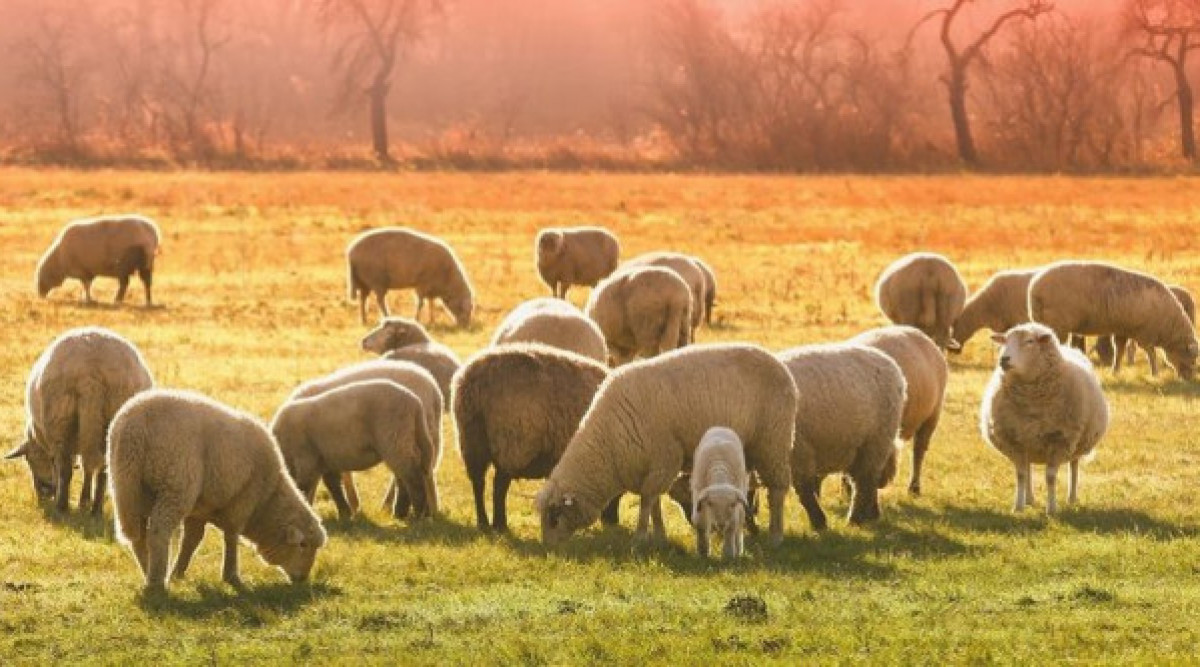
left=260, top=524, right=327, bottom=583
left=536, top=483, right=593, bottom=545
left=5, top=440, right=56, bottom=500
left=1167, top=346, right=1197, bottom=381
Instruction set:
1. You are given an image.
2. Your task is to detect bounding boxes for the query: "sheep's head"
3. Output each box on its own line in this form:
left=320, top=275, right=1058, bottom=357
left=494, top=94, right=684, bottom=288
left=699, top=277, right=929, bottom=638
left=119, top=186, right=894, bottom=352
left=536, top=480, right=597, bottom=545
left=991, top=323, right=1059, bottom=379
left=361, top=317, right=431, bottom=354
left=4, top=435, right=56, bottom=500
left=536, top=230, right=564, bottom=262
left=257, top=520, right=327, bottom=584
left=1166, top=340, right=1199, bottom=381
left=447, top=293, right=474, bottom=328
left=35, top=251, right=64, bottom=298
left=692, top=484, right=748, bottom=536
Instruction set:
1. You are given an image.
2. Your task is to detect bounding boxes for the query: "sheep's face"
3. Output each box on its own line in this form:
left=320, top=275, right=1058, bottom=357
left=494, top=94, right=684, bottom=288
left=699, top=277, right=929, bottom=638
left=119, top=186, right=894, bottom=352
left=536, top=481, right=596, bottom=545
left=1166, top=342, right=1198, bottom=381
left=35, top=256, right=64, bottom=298
left=536, top=231, right=564, bottom=263
left=258, top=523, right=327, bottom=583
left=692, top=485, right=748, bottom=537
left=361, top=318, right=429, bottom=354
left=447, top=294, right=474, bottom=328
left=4, top=438, right=56, bottom=500
left=991, top=325, right=1057, bottom=379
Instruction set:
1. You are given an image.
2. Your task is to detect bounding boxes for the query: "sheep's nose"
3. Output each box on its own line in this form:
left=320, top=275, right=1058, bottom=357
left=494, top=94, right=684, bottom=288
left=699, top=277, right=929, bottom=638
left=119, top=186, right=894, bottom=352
left=999, top=356, right=1013, bottom=371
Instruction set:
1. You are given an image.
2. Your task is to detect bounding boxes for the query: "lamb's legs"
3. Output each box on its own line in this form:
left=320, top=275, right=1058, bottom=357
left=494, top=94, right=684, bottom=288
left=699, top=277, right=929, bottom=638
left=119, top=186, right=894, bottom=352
left=491, top=471, right=512, bottom=532
left=171, top=517, right=206, bottom=580
left=1045, top=464, right=1059, bottom=515
left=222, top=529, right=244, bottom=590
left=321, top=471, right=354, bottom=521
left=796, top=476, right=827, bottom=531
left=722, top=521, right=742, bottom=559
left=1013, top=460, right=1029, bottom=512
left=340, top=472, right=361, bottom=514
left=1068, top=459, right=1080, bottom=505
left=847, top=475, right=880, bottom=525
left=694, top=521, right=710, bottom=558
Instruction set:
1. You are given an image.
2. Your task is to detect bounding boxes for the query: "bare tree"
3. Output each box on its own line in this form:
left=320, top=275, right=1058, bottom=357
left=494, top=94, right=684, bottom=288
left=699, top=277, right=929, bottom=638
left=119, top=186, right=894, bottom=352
left=18, top=4, right=95, bottom=151
left=156, top=0, right=231, bottom=158
left=1125, top=0, right=1200, bottom=160
left=317, top=0, right=443, bottom=164
left=911, top=0, right=1053, bottom=166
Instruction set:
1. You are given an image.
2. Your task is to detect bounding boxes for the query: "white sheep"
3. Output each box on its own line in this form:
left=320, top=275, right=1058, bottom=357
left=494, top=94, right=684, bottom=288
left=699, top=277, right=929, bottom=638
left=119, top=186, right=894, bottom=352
left=6, top=327, right=153, bottom=514
left=980, top=323, right=1109, bottom=513
left=108, top=389, right=327, bottom=592
left=537, top=344, right=796, bottom=547
left=585, top=266, right=692, bottom=366
left=346, top=227, right=475, bottom=327
left=271, top=379, right=439, bottom=521
left=693, top=256, right=718, bottom=326
left=1095, top=284, right=1196, bottom=375
left=535, top=226, right=621, bottom=299
left=36, top=214, right=160, bottom=306
left=689, top=426, right=750, bottom=559
left=491, top=298, right=607, bottom=363
left=874, top=252, right=967, bottom=352
left=360, top=316, right=462, bottom=400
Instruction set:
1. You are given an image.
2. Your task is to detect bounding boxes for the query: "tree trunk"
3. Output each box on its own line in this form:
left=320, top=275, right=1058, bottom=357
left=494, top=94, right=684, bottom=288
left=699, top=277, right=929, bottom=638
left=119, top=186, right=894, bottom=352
left=369, top=77, right=392, bottom=164
left=1175, top=64, right=1196, bottom=161
left=947, top=64, right=978, bottom=166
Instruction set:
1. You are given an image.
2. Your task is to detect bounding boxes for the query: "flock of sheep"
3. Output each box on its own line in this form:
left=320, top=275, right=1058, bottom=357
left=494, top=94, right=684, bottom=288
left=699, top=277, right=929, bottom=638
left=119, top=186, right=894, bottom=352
left=8, top=214, right=1195, bottom=594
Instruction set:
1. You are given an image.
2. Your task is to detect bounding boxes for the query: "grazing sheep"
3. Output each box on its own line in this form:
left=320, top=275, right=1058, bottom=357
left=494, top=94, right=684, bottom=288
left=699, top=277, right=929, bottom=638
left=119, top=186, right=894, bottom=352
left=850, top=326, right=948, bottom=496
left=36, top=214, right=160, bottom=306
left=619, top=251, right=708, bottom=330
left=536, top=344, right=796, bottom=547
left=452, top=344, right=612, bottom=531
left=951, top=269, right=1038, bottom=350
left=779, top=343, right=905, bottom=529
left=1095, top=284, right=1196, bottom=374
left=491, top=298, right=607, bottom=363
left=291, top=359, right=443, bottom=518
left=694, top=257, right=718, bottom=326
left=980, top=323, right=1109, bottom=513
left=108, top=389, right=327, bottom=592
left=874, top=252, right=967, bottom=351
left=271, top=380, right=438, bottom=521
left=689, top=427, right=750, bottom=559
left=585, top=266, right=692, bottom=366
left=535, top=226, right=621, bottom=299
left=346, top=227, right=474, bottom=327
left=360, top=317, right=462, bottom=399
left=5, top=327, right=153, bottom=514
left=1029, top=261, right=1199, bottom=379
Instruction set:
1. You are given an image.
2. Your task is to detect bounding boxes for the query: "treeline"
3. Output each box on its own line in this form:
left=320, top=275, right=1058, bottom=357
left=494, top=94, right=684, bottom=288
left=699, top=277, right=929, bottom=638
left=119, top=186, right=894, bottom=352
left=1, top=0, right=1197, bottom=171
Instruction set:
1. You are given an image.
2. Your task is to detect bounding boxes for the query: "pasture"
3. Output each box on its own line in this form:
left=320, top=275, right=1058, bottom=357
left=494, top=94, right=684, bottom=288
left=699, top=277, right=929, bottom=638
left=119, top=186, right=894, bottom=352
left=2, top=169, right=1199, bottom=663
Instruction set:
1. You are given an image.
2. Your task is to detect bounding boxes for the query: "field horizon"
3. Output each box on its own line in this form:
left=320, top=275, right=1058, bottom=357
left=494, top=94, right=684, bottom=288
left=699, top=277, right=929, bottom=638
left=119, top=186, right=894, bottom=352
left=2, top=169, right=1199, bottom=663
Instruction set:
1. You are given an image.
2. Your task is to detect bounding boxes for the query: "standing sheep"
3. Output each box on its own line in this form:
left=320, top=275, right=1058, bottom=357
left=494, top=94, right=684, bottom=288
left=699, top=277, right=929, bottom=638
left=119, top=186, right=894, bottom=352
left=694, top=256, right=718, bottom=326
left=874, top=252, right=967, bottom=352
left=346, top=227, right=475, bottom=327
left=779, top=343, right=905, bottom=529
left=36, top=214, right=160, bottom=306
left=1095, top=284, right=1196, bottom=374
left=491, top=298, right=607, bottom=363
left=535, top=226, right=621, bottom=299
left=360, top=317, right=462, bottom=400
left=689, top=427, right=750, bottom=559
left=108, top=389, right=327, bottom=592
left=585, top=266, right=692, bottom=366
left=6, top=327, right=153, bottom=514
left=980, top=323, right=1109, bottom=513
left=536, top=344, right=796, bottom=547
left=950, top=269, right=1038, bottom=350
left=452, top=344, right=612, bottom=531
left=271, top=380, right=439, bottom=521
left=850, top=326, right=947, bottom=496
left=1029, top=261, right=1198, bottom=379
left=619, top=251, right=708, bottom=331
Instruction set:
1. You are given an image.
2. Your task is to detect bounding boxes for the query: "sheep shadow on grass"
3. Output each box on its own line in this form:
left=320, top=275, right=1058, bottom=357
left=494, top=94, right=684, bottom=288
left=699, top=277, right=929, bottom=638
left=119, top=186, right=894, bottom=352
left=39, top=504, right=116, bottom=542
left=901, top=502, right=1198, bottom=541
left=1097, top=375, right=1200, bottom=399
left=323, top=512, right=485, bottom=548
left=138, top=580, right=340, bottom=623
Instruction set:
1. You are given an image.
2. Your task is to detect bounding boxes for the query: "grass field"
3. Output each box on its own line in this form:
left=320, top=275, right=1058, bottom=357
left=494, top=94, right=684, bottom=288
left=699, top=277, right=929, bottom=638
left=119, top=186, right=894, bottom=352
left=2, top=169, right=1200, bottom=663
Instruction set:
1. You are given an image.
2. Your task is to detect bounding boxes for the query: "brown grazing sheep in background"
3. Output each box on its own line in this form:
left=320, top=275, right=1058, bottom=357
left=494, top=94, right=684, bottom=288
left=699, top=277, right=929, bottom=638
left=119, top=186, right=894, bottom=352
left=346, top=227, right=475, bottom=327
left=36, top=214, right=160, bottom=306
left=874, top=252, right=967, bottom=352
left=1095, top=284, right=1196, bottom=374
left=586, top=266, right=692, bottom=366
left=535, top=226, right=621, bottom=299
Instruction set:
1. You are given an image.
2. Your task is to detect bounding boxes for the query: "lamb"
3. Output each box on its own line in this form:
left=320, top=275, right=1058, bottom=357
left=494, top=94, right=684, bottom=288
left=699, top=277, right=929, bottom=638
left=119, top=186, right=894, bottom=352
left=536, top=343, right=796, bottom=547
left=694, top=256, right=718, bottom=326
left=271, top=380, right=438, bottom=521
left=346, top=227, right=474, bottom=327
left=950, top=269, right=1038, bottom=350
left=779, top=343, right=905, bottom=529
left=980, top=323, right=1109, bottom=513
left=874, top=252, right=967, bottom=351
left=1029, top=260, right=1199, bottom=379
left=490, top=298, right=607, bottom=363
left=850, top=326, right=948, bottom=496
left=535, top=226, right=621, bottom=299
left=107, top=389, right=327, bottom=592
left=290, top=359, right=443, bottom=518
left=452, top=344, right=612, bottom=531
left=619, top=251, right=708, bottom=330
left=5, top=327, right=153, bottom=514
left=585, top=266, right=692, bottom=366
left=36, top=214, right=160, bottom=306
left=360, top=316, right=462, bottom=399
left=1095, top=284, right=1196, bottom=374
left=689, top=427, right=750, bottom=559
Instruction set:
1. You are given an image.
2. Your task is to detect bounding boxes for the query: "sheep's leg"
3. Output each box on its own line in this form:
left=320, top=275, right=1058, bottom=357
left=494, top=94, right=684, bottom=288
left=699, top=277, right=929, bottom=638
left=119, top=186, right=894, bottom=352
left=382, top=480, right=397, bottom=511
left=413, top=296, right=424, bottom=322
left=81, top=277, right=95, bottom=305
left=1045, top=464, right=1059, bottom=515
left=694, top=520, right=710, bottom=558
left=722, top=521, right=741, bottom=559
left=650, top=495, right=666, bottom=542
left=1146, top=345, right=1160, bottom=377
left=767, top=486, right=787, bottom=545
left=138, top=267, right=153, bottom=307
left=341, top=472, right=361, bottom=514
left=54, top=455, right=73, bottom=513
left=79, top=469, right=93, bottom=513
left=90, top=468, right=107, bottom=516
left=221, top=529, right=245, bottom=590
left=391, top=478, right=411, bottom=519
left=375, top=290, right=390, bottom=318
left=634, top=495, right=656, bottom=544
left=1068, top=459, right=1080, bottom=505
left=1023, top=461, right=1035, bottom=506
left=171, top=517, right=206, bottom=580
left=910, top=416, right=938, bottom=496
left=398, top=466, right=428, bottom=519
left=321, top=471, right=354, bottom=521
left=1013, top=461, right=1028, bottom=512
left=795, top=477, right=827, bottom=532
left=600, top=495, right=621, bottom=525
left=469, top=468, right=489, bottom=530
left=491, top=471, right=512, bottom=532
left=115, top=274, right=130, bottom=304
left=144, top=502, right=184, bottom=591
left=1112, top=341, right=1125, bottom=374
left=359, top=292, right=368, bottom=324
left=847, top=475, right=880, bottom=525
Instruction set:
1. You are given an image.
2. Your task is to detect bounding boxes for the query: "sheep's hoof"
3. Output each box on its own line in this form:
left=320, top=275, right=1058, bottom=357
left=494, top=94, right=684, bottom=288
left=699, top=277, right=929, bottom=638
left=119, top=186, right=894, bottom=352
left=908, top=484, right=921, bottom=496
left=224, top=576, right=246, bottom=592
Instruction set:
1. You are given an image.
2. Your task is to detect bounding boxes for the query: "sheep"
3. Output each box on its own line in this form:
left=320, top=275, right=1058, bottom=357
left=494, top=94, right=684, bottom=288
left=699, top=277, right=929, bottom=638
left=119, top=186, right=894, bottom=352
left=346, top=227, right=474, bottom=327
left=535, top=226, right=621, bottom=299
left=5, top=327, right=153, bottom=514
left=1095, top=284, right=1196, bottom=374
left=490, top=298, right=607, bottom=363
left=107, top=389, right=327, bottom=592
left=360, top=316, right=462, bottom=399
left=1029, top=261, right=1199, bottom=380
left=778, top=343, right=905, bottom=529
left=874, top=252, right=967, bottom=352
left=36, top=214, right=160, bottom=306
left=619, top=251, right=708, bottom=330
left=271, top=380, right=438, bottom=521
left=451, top=343, right=612, bottom=531
left=536, top=343, right=796, bottom=547
left=585, top=266, right=692, bottom=366
left=689, top=427, right=750, bottom=559
left=290, top=359, right=443, bottom=518
left=694, top=256, right=718, bottom=326
left=950, top=269, right=1038, bottom=350
left=980, top=323, right=1109, bottom=514
left=850, top=326, right=948, bottom=496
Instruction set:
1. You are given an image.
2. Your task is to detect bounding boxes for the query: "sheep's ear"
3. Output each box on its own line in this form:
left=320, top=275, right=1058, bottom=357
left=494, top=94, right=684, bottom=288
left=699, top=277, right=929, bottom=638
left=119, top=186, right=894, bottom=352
left=990, top=333, right=1007, bottom=345
left=285, top=525, right=306, bottom=546
left=4, top=442, right=29, bottom=460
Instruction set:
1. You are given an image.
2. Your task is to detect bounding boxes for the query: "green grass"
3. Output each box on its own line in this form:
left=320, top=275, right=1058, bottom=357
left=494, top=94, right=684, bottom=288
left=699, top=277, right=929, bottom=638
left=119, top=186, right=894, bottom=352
left=1, top=170, right=1199, bottom=663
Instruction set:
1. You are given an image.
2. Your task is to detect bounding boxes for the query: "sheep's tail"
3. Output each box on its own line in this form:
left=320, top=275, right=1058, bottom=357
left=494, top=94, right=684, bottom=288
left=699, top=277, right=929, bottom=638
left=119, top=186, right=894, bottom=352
left=76, top=377, right=108, bottom=474
left=660, top=298, right=688, bottom=352
left=414, top=410, right=440, bottom=515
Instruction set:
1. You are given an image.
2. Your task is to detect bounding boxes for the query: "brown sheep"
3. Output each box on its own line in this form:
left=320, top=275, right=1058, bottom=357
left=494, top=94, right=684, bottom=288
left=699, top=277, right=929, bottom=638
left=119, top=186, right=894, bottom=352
left=1095, top=284, right=1196, bottom=374
left=360, top=317, right=462, bottom=399
left=950, top=269, right=1038, bottom=351
left=874, top=252, right=967, bottom=352
left=619, top=251, right=708, bottom=331
left=535, top=227, right=621, bottom=299
left=585, top=266, right=692, bottom=366
left=36, top=214, right=160, bottom=306
left=491, top=298, right=607, bottom=363
left=694, top=256, right=718, bottom=326
left=346, top=227, right=474, bottom=327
